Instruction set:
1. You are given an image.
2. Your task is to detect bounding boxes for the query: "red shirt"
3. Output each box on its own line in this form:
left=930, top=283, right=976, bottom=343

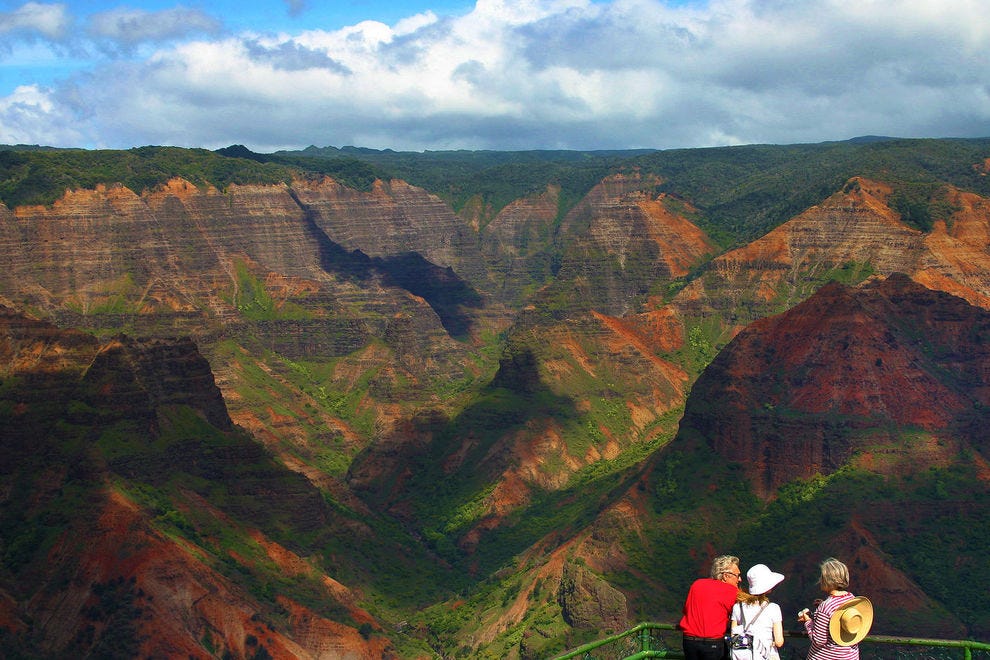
left=679, top=578, right=739, bottom=638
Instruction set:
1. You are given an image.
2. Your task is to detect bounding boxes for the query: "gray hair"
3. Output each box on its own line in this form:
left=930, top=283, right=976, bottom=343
left=710, top=555, right=740, bottom=579
left=818, top=557, right=850, bottom=591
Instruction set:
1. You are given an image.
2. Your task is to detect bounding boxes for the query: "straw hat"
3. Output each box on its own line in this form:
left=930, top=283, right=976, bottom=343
left=829, top=597, right=874, bottom=646
left=746, top=564, right=785, bottom=595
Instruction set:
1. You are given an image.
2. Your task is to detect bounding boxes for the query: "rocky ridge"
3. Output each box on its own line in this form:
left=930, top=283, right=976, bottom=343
left=666, top=177, right=990, bottom=335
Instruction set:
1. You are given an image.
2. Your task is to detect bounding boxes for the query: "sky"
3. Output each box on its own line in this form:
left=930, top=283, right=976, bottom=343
left=0, top=0, right=988, bottom=152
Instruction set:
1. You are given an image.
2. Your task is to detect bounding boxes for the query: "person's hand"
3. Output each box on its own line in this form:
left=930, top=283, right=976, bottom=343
left=797, top=608, right=811, bottom=623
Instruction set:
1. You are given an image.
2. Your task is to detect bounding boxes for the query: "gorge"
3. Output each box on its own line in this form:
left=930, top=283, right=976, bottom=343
left=1, top=138, right=989, bottom=658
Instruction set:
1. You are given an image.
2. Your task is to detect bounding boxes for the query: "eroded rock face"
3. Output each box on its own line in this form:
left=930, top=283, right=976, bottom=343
left=0, top=309, right=395, bottom=658
left=557, top=563, right=628, bottom=632
left=679, top=273, right=990, bottom=496
left=0, top=176, right=498, bottom=462
left=0, top=312, right=231, bottom=440
left=0, top=175, right=485, bottom=340
left=915, top=188, right=990, bottom=308
left=556, top=173, right=717, bottom=316
left=667, top=178, right=990, bottom=346
left=480, top=184, right=562, bottom=302
left=1, top=182, right=318, bottom=323
left=290, top=177, right=491, bottom=291
left=84, top=335, right=233, bottom=431
left=0, top=304, right=100, bottom=375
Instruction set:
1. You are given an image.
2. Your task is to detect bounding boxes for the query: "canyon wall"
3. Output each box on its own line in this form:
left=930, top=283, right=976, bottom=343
left=3, top=143, right=990, bottom=655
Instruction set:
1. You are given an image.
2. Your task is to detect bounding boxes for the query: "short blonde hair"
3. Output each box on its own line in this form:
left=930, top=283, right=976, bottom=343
left=711, top=555, right=740, bottom=579
left=818, top=557, right=850, bottom=591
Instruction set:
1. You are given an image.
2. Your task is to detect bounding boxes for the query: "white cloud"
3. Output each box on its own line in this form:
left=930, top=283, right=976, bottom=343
left=87, top=7, right=220, bottom=47
left=6, top=0, right=990, bottom=151
left=0, top=2, right=70, bottom=40
left=0, top=84, right=82, bottom=145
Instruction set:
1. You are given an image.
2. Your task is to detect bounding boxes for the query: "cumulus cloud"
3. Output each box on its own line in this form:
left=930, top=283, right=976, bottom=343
left=3, top=0, right=990, bottom=151
left=0, top=84, right=83, bottom=145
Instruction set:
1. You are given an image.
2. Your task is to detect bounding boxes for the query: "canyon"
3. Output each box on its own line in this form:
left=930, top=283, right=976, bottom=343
left=1, top=138, right=989, bottom=657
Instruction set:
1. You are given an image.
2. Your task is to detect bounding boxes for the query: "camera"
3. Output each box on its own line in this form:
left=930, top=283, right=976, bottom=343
left=730, top=633, right=752, bottom=650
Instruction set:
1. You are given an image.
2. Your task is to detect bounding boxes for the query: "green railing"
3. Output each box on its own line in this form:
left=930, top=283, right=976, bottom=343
left=552, top=622, right=990, bottom=660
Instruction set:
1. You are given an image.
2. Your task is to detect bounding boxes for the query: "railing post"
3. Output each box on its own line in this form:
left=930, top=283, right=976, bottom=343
left=640, top=624, right=651, bottom=652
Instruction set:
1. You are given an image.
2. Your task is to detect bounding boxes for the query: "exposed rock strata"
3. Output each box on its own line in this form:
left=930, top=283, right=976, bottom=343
left=666, top=178, right=990, bottom=344
left=556, top=173, right=717, bottom=315
left=289, top=177, right=491, bottom=291
left=680, top=273, right=990, bottom=496
left=0, top=176, right=492, bottom=464
left=557, top=563, right=628, bottom=632
left=480, top=184, right=562, bottom=302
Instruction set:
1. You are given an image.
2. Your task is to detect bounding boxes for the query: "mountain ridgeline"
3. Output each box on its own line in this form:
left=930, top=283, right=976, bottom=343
left=1, top=137, right=989, bottom=658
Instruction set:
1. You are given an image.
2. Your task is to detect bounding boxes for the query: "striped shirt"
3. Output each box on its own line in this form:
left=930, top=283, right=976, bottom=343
left=804, top=592, right=859, bottom=660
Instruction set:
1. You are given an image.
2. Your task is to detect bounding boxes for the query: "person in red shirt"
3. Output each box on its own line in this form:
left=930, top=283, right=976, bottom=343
left=679, top=554, right=743, bottom=660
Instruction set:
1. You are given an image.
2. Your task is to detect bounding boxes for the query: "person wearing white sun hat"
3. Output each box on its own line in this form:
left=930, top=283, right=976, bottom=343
left=797, top=557, right=874, bottom=659
left=729, top=563, right=785, bottom=660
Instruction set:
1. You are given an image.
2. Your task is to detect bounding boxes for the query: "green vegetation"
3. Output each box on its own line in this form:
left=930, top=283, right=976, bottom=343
left=6, top=137, right=990, bottom=250
left=101, top=405, right=453, bottom=647
left=211, top=338, right=385, bottom=472
left=0, top=145, right=295, bottom=208
left=277, top=145, right=649, bottom=223
left=888, top=181, right=960, bottom=232
left=223, top=259, right=313, bottom=321
left=217, top=143, right=385, bottom=191
left=872, top=462, right=990, bottom=632
left=630, top=137, right=990, bottom=246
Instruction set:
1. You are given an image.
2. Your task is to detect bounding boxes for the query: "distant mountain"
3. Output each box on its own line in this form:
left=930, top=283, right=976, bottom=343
left=1, top=137, right=989, bottom=656
left=843, top=135, right=900, bottom=143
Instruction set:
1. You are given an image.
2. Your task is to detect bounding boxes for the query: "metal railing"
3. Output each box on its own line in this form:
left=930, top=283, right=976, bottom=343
left=551, top=623, right=990, bottom=660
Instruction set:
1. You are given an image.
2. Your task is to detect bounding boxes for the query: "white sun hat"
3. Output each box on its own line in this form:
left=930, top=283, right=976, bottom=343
left=746, top=563, right=785, bottom=595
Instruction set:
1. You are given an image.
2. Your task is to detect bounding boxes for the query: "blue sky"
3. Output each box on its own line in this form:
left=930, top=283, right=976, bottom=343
left=0, top=1, right=477, bottom=89
left=1, top=0, right=989, bottom=152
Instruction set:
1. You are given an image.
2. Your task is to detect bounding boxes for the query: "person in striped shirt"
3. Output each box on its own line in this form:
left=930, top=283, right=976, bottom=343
left=797, top=558, right=873, bottom=660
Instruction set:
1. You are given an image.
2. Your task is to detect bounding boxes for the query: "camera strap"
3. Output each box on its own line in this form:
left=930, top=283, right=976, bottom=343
left=736, top=602, right=770, bottom=634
